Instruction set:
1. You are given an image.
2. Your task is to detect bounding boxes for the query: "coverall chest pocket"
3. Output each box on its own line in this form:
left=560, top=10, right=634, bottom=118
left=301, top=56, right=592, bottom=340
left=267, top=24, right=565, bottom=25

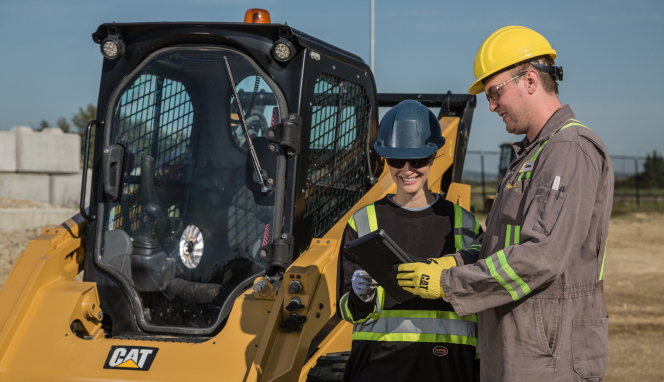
left=532, top=186, right=566, bottom=236
left=498, top=181, right=526, bottom=225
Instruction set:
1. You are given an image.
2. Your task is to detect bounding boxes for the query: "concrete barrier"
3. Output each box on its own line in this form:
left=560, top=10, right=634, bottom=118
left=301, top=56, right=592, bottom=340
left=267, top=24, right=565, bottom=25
left=0, top=131, right=17, bottom=172
left=0, top=208, right=77, bottom=230
left=12, top=126, right=80, bottom=173
left=50, top=170, right=91, bottom=209
left=0, top=174, right=50, bottom=203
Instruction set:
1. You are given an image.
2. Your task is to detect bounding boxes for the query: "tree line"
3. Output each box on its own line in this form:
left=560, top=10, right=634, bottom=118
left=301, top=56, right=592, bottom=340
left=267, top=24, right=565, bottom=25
left=614, top=151, right=664, bottom=190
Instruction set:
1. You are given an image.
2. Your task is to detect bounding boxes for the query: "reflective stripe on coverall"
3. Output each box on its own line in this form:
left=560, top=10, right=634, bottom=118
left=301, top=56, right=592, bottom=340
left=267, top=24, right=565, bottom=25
left=441, top=105, right=614, bottom=382
left=340, top=202, right=481, bottom=353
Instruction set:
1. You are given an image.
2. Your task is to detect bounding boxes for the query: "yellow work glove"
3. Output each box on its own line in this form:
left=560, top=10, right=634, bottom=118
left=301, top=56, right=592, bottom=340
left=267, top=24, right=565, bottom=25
left=396, top=256, right=456, bottom=299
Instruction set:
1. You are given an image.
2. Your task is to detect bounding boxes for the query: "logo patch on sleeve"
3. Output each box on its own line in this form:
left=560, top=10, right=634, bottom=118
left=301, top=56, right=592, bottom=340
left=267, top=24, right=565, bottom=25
left=104, top=346, right=159, bottom=371
left=519, top=160, right=534, bottom=173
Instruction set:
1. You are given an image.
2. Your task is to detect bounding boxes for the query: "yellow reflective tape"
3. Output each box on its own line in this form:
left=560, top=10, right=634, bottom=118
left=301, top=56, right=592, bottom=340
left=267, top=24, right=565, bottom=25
left=514, top=225, right=520, bottom=245
left=496, top=250, right=532, bottom=296
left=474, top=218, right=481, bottom=235
left=454, top=204, right=463, bottom=251
left=366, top=203, right=378, bottom=232
left=348, top=216, right=357, bottom=232
left=560, top=122, right=589, bottom=131
left=486, top=256, right=520, bottom=301
left=379, top=310, right=477, bottom=323
left=375, top=286, right=385, bottom=314
left=341, top=292, right=376, bottom=324
left=599, top=239, right=607, bottom=281
left=352, top=332, right=477, bottom=346
left=505, top=224, right=511, bottom=248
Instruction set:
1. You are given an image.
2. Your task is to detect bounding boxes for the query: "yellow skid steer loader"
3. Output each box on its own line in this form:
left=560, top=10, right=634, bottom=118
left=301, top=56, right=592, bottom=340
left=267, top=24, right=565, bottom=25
left=0, top=11, right=476, bottom=381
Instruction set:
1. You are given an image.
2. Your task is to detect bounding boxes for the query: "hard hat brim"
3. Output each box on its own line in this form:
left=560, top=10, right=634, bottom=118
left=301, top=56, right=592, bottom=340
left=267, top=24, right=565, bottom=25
left=373, top=140, right=443, bottom=160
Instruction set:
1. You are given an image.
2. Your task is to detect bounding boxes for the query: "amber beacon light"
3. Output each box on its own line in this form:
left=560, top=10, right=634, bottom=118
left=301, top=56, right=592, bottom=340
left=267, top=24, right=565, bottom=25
left=244, top=8, right=271, bottom=23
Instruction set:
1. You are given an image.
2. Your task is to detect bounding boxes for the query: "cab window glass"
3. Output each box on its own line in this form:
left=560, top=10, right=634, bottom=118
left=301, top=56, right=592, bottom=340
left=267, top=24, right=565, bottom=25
left=100, top=48, right=282, bottom=331
left=304, top=73, right=371, bottom=238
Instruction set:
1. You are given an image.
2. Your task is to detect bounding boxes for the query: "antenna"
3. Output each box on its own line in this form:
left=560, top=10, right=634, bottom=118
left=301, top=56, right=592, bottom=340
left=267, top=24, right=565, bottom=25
left=370, top=0, right=375, bottom=73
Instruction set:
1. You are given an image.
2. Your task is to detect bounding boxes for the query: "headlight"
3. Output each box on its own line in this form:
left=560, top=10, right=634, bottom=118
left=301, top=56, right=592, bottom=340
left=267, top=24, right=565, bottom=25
left=100, top=36, right=125, bottom=60
left=272, top=39, right=295, bottom=63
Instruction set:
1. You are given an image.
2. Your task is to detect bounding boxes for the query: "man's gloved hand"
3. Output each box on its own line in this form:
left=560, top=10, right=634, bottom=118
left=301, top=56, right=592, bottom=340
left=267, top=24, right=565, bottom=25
left=352, top=270, right=378, bottom=302
left=395, top=256, right=456, bottom=299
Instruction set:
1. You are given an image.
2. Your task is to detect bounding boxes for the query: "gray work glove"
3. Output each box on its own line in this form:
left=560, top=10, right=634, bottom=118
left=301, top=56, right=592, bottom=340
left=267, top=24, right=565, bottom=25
left=352, top=269, right=378, bottom=302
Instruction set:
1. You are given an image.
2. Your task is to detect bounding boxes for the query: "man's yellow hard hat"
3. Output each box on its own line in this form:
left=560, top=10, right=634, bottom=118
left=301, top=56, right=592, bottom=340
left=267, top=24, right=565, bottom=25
left=468, top=26, right=557, bottom=95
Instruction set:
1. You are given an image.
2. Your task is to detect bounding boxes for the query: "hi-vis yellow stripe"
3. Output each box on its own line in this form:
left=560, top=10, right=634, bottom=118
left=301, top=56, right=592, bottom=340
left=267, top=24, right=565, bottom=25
left=352, top=332, right=477, bottom=346
left=366, top=203, right=378, bottom=232
left=486, top=250, right=532, bottom=301
left=380, top=310, right=477, bottom=322
left=517, top=120, right=590, bottom=181
left=599, top=239, right=608, bottom=281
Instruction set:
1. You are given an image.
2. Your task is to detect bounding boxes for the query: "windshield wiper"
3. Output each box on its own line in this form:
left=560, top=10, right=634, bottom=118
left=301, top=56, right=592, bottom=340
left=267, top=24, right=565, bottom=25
left=223, top=56, right=272, bottom=195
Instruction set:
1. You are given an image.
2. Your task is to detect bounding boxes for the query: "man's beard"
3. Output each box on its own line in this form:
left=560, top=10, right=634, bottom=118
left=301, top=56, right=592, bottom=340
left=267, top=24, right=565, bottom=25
left=506, top=105, right=532, bottom=136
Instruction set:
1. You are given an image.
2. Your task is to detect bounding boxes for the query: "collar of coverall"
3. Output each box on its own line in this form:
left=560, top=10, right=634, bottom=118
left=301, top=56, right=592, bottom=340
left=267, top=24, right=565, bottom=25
left=511, top=104, right=576, bottom=156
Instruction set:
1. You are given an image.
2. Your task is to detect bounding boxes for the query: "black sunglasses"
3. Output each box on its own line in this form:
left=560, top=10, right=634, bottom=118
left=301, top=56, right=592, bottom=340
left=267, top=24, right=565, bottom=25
left=386, top=156, right=433, bottom=169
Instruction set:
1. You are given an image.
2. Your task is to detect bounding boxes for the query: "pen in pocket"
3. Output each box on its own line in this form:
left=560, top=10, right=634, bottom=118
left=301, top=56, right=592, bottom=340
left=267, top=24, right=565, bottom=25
left=551, top=176, right=560, bottom=190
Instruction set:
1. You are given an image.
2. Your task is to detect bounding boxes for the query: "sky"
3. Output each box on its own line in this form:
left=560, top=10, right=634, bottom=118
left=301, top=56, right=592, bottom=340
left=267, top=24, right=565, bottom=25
left=1, top=0, right=662, bottom=175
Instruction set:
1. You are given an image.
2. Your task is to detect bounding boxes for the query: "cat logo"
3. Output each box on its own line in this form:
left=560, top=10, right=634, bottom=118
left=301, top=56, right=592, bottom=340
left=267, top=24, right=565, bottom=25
left=433, top=346, right=448, bottom=356
left=104, top=346, right=159, bottom=371
left=419, top=274, right=430, bottom=291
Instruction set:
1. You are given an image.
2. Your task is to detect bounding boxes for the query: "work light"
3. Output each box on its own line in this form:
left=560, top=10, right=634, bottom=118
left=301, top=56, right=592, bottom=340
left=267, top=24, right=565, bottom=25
left=272, top=39, right=295, bottom=63
left=100, top=36, right=125, bottom=60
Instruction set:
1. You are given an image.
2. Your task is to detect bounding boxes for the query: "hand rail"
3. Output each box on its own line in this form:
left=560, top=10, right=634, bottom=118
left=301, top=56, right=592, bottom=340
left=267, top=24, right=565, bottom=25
left=81, top=120, right=102, bottom=221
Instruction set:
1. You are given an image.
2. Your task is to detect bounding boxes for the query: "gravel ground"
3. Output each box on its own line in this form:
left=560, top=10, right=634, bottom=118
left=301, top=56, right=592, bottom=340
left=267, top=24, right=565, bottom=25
left=0, top=226, right=48, bottom=288
left=0, top=211, right=661, bottom=380
left=0, top=196, right=63, bottom=209
left=603, top=213, right=664, bottom=382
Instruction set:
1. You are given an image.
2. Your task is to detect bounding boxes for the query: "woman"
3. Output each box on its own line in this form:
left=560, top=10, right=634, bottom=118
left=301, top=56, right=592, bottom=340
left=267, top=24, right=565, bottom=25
left=337, top=100, right=482, bottom=382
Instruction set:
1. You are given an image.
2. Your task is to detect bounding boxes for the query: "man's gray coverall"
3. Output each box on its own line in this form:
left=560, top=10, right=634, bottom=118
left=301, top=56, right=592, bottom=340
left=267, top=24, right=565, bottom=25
left=442, top=105, right=613, bottom=382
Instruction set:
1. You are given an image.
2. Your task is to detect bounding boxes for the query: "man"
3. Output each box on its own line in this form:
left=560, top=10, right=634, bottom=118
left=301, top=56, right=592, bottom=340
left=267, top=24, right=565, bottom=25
left=396, top=26, right=613, bottom=381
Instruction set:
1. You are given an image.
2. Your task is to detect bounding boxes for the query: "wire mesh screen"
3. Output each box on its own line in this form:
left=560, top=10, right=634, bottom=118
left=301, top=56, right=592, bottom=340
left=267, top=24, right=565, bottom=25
left=304, top=73, right=371, bottom=238
left=110, top=74, right=193, bottom=234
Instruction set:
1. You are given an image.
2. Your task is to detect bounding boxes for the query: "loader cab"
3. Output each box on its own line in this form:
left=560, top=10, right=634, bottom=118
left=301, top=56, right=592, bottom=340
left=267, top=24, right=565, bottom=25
left=87, top=22, right=379, bottom=338
left=498, top=142, right=516, bottom=179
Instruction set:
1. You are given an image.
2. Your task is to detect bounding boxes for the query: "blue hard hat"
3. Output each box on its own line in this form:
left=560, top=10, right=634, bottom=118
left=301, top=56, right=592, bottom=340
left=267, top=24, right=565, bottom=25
left=373, top=100, right=445, bottom=159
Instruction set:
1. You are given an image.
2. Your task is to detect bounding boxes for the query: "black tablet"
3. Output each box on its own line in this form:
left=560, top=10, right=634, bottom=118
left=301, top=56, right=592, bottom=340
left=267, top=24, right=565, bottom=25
left=344, top=229, right=416, bottom=303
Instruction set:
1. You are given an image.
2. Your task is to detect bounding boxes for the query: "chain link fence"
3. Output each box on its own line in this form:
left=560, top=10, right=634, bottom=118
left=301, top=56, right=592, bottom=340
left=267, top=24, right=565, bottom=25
left=462, top=150, right=664, bottom=214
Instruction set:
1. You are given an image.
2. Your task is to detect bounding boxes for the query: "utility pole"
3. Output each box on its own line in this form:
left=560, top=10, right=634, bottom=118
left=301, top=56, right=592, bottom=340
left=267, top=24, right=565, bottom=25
left=634, top=157, right=640, bottom=207
left=480, top=150, right=486, bottom=211
left=370, top=0, right=375, bottom=73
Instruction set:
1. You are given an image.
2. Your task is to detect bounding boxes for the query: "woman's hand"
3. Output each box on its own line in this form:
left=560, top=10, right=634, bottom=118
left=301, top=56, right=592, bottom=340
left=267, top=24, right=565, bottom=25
left=352, top=270, right=378, bottom=302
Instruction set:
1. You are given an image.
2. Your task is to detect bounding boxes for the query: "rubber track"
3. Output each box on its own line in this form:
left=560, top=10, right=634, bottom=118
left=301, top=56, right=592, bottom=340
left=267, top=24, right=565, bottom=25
left=306, top=351, right=350, bottom=382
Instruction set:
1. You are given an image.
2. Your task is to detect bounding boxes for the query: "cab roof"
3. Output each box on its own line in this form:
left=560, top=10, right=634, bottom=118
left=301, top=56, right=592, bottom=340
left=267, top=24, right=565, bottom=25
left=92, top=22, right=368, bottom=72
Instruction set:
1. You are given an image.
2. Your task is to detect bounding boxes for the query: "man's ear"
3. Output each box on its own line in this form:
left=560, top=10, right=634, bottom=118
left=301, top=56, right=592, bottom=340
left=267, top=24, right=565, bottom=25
left=525, top=70, right=540, bottom=95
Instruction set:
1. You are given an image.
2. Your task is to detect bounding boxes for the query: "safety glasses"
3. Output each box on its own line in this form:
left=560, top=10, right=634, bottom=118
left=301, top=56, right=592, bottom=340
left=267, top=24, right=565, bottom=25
left=386, top=157, right=432, bottom=169
left=485, top=71, right=527, bottom=103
